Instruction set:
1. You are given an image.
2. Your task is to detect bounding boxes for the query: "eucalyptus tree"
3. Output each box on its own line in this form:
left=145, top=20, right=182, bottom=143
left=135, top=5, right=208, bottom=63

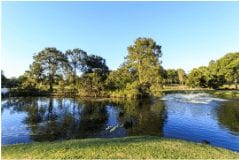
left=32, top=47, right=69, bottom=92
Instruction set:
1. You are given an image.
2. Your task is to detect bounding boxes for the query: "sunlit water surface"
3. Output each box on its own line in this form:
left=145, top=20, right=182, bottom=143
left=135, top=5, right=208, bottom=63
left=1, top=93, right=239, bottom=151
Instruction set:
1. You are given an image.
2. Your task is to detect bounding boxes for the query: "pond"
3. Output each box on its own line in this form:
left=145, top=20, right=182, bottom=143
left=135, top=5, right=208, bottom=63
left=1, top=92, right=239, bottom=151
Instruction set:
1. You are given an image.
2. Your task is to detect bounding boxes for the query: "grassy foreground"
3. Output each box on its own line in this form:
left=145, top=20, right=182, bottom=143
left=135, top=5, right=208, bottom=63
left=2, top=136, right=239, bottom=159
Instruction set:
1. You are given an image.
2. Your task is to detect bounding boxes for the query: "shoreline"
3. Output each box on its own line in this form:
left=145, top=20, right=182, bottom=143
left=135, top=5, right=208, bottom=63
left=2, top=88, right=239, bottom=98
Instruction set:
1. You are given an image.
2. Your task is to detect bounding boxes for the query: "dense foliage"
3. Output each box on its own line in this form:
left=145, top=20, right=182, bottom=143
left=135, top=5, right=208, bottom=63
left=2, top=37, right=165, bottom=98
left=108, top=38, right=163, bottom=97
left=1, top=38, right=238, bottom=98
left=187, top=52, right=239, bottom=89
left=1, top=70, right=21, bottom=89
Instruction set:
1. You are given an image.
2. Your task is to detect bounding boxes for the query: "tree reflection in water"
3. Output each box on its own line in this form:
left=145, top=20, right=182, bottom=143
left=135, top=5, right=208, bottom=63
left=2, top=96, right=239, bottom=151
left=26, top=98, right=109, bottom=141
left=77, top=100, right=108, bottom=137
left=108, top=98, right=166, bottom=136
left=218, top=100, right=239, bottom=134
left=1, top=97, right=166, bottom=142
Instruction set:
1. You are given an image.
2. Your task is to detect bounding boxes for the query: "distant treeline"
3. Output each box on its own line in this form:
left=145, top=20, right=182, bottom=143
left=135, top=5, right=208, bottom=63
left=1, top=37, right=239, bottom=98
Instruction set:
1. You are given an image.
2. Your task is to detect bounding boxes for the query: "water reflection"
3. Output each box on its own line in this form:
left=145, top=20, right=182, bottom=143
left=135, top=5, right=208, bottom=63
left=77, top=100, right=108, bottom=138
left=110, top=99, right=165, bottom=136
left=218, top=100, right=239, bottom=134
left=25, top=99, right=109, bottom=141
left=2, top=94, right=239, bottom=151
left=1, top=97, right=165, bottom=143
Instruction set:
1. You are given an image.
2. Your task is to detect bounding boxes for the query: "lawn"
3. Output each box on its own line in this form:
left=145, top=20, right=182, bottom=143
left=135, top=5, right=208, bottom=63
left=211, top=90, right=239, bottom=98
left=2, top=136, right=239, bottom=159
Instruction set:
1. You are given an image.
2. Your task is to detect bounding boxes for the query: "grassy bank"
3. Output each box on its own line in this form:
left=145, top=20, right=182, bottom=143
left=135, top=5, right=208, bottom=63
left=211, top=90, right=239, bottom=98
left=2, top=136, right=239, bottom=159
left=162, top=85, right=239, bottom=98
left=3, top=87, right=239, bottom=99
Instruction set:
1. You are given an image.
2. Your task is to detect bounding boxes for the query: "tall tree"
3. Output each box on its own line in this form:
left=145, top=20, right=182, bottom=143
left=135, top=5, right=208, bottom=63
left=207, top=60, right=225, bottom=89
left=30, top=62, right=45, bottom=87
left=209, top=52, right=239, bottom=89
left=125, top=37, right=163, bottom=95
left=224, top=53, right=239, bottom=89
left=187, top=66, right=210, bottom=88
left=166, top=69, right=179, bottom=85
left=177, top=68, right=186, bottom=85
left=78, top=54, right=109, bottom=96
left=126, top=37, right=162, bottom=84
left=32, top=48, right=69, bottom=91
left=65, top=48, right=87, bottom=86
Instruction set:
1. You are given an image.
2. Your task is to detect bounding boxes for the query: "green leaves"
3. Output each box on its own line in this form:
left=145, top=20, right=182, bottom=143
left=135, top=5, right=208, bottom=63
left=24, top=48, right=68, bottom=91
left=187, top=66, right=209, bottom=88
left=187, top=52, right=239, bottom=89
left=65, top=48, right=87, bottom=73
left=123, top=37, right=163, bottom=96
left=83, top=55, right=109, bottom=74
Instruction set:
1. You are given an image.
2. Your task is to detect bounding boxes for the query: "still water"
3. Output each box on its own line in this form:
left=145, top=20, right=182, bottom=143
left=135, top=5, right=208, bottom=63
left=1, top=93, right=239, bottom=151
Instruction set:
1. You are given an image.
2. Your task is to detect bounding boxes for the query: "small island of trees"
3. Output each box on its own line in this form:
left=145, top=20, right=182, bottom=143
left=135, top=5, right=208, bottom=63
left=1, top=37, right=239, bottom=98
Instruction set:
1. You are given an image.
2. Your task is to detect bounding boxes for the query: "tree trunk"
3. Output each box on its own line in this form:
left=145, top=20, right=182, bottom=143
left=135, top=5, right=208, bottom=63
left=235, top=78, right=238, bottom=90
left=72, top=67, right=77, bottom=92
left=234, top=72, right=238, bottom=90
left=49, top=74, right=53, bottom=92
left=73, top=65, right=77, bottom=86
left=48, top=98, right=53, bottom=120
left=138, top=59, right=142, bottom=84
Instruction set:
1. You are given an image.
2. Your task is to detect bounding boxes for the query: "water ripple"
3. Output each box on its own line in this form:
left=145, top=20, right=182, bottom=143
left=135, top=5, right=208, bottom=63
left=161, top=93, right=227, bottom=104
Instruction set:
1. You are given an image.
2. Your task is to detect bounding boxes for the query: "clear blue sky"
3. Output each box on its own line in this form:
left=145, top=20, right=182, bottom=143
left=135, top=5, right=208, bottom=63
left=2, top=1, right=239, bottom=78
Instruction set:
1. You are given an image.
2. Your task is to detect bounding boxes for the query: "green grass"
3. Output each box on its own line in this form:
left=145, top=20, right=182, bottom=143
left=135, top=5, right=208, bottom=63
left=212, top=90, right=239, bottom=98
left=2, top=136, right=239, bottom=159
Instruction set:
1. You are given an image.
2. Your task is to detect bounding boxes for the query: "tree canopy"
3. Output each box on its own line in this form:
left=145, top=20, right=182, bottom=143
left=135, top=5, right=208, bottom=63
left=65, top=48, right=87, bottom=86
left=32, top=48, right=69, bottom=91
left=124, top=37, right=163, bottom=96
left=2, top=38, right=238, bottom=98
left=187, top=52, right=239, bottom=89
